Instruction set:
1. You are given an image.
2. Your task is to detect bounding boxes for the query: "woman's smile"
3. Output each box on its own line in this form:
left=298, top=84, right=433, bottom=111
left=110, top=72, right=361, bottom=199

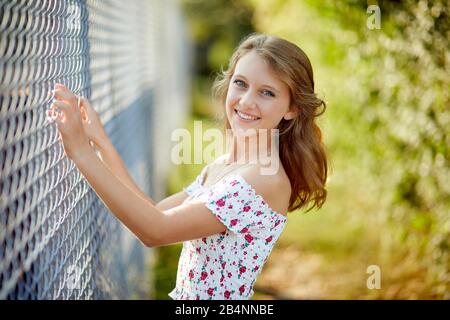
left=234, top=109, right=261, bottom=122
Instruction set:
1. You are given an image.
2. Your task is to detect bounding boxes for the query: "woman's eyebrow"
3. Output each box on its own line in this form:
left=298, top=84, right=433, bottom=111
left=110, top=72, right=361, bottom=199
left=233, top=74, right=280, bottom=93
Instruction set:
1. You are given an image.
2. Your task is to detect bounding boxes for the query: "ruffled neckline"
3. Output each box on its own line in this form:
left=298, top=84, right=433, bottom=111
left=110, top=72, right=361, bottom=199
left=199, top=173, right=288, bottom=221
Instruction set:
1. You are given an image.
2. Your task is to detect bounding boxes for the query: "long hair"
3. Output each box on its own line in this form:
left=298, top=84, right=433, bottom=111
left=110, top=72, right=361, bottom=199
left=212, top=33, right=328, bottom=213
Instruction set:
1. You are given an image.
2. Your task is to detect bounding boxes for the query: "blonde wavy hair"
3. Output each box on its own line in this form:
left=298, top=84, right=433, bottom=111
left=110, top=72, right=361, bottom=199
left=212, top=33, right=328, bottom=212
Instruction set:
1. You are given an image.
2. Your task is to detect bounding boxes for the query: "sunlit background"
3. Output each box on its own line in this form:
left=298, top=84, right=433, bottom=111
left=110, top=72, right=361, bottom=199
left=155, top=0, right=449, bottom=300
left=0, top=0, right=448, bottom=300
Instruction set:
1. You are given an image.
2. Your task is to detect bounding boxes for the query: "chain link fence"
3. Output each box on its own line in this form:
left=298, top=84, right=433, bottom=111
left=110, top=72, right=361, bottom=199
left=0, top=0, right=190, bottom=299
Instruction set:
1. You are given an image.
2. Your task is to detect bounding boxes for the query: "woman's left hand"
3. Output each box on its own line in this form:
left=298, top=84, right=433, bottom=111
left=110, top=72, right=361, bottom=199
left=47, top=83, right=92, bottom=161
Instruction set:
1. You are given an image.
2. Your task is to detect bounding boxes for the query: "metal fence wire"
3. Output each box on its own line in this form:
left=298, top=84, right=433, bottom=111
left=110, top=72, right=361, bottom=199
left=0, top=0, right=189, bottom=299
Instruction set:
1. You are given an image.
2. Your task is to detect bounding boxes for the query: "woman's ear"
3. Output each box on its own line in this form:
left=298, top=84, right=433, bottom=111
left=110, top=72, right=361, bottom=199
left=283, top=106, right=299, bottom=120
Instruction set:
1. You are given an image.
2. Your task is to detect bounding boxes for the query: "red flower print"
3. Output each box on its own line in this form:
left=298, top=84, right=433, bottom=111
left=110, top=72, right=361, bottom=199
left=239, top=285, right=245, bottom=295
left=167, top=169, right=291, bottom=299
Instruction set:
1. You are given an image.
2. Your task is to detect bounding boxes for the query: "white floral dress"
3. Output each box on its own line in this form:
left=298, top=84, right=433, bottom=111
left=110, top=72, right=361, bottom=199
left=168, top=165, right=288, bottom=300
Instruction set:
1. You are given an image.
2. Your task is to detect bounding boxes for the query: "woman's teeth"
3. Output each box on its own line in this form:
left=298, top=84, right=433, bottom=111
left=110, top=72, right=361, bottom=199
left=236, top=110, right=260, bottom=121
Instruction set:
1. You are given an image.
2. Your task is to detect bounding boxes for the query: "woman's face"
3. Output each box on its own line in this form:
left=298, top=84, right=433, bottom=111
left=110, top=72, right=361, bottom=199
left=225, top=51, right=296, bottom=135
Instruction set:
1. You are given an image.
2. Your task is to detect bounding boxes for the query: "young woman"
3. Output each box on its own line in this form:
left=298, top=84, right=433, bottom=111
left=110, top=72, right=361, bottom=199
left=47, top=33, right=328, bottom=300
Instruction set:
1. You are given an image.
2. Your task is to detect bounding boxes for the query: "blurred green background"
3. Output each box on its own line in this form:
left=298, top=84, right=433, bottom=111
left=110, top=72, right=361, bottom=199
left=151, top=0, right=449, bottom=299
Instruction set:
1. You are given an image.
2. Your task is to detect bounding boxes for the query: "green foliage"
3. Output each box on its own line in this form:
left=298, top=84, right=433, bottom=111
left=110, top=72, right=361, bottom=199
left=348, top=0, right=449, bottom=297
left=152, top=244, right=182, bottom=300
left=181, top=0, right=255, bottom=77
left=249, top=0, right=449, bottom=298
left=153, top=0, right=449, bottom=299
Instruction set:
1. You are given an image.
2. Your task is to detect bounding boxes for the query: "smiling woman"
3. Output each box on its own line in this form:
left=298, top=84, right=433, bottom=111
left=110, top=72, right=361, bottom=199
left=226, top=52, right=295, bottom=130
left=213, top=33, right=328, bottom=213
left=47, top=32, right=329, bottom=300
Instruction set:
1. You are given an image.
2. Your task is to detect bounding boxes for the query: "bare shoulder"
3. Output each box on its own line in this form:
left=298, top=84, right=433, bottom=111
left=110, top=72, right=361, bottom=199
left=214, top=153, right=230, bottom=164
left=237, top=164, right=291, bottom=216
left=205, top=154, right=230, bottom=172
left=200, top=154, right=228, bottom=179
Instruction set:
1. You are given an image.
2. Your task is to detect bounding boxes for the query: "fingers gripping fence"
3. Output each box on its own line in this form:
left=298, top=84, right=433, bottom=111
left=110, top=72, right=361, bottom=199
left=0, top=0, right=189, bottom=299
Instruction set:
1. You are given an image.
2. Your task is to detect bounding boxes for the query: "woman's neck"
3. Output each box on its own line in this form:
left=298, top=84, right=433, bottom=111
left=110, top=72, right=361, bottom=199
left=224, top=130, right=280, bottom=175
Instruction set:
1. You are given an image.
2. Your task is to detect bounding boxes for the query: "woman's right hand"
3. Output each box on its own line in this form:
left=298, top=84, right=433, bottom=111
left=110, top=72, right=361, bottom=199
left=77, top=96, right=108, bottom=149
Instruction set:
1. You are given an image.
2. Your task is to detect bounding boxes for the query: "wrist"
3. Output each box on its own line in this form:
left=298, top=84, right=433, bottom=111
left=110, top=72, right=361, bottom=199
left=71, top=145, right=96, bottom=165
left=93, top=131, right=111, bottom=152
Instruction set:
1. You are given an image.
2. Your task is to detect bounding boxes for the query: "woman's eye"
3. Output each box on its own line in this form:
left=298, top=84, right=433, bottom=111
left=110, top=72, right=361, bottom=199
left=262, top=90, right=275, bottom=97
left=233, top=80, right=275, bottom=97
left=233, top=79, right=245, bottom=87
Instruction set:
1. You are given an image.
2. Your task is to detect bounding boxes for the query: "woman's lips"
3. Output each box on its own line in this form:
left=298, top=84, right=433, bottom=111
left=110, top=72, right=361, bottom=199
left=235, top=109, right=261, bottom=122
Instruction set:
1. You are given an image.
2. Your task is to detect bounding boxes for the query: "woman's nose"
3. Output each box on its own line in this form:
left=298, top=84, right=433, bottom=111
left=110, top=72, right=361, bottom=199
left=240, top=90, right=257, bottom=109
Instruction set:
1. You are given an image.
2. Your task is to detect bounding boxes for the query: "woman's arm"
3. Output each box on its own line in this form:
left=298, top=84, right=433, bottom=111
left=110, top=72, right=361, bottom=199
left=94, top=133, right=191, bottom=209
left=74, top=149, right=227, bottom=247
left=49, top=83, right=226, bottom=246
left=74, top=94, right=189, bottom=209
left=154, top=190, right=189, bottom=210
left=94, top=133, right=157, bottom=204
left=74, top=149, right=163, bottom=245
left=75, top=96, right=156, bottom=205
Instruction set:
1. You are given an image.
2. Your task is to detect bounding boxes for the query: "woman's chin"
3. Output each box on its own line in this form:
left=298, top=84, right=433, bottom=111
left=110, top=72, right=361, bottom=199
left=230, top=124, right=259, bottom=137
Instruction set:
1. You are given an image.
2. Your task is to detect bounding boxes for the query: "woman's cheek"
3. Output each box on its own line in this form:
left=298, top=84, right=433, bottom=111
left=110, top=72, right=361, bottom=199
left=226, top=90, right=239, bottom=106
left=225, top=96, right=239, bottom=116
left=258, top=107, right=280, bottom=130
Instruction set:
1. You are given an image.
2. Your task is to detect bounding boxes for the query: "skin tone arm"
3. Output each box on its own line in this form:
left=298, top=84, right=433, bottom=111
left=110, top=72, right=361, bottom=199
left=48, top=83, right=227, bottom=247
left=72, top=94, right=189, bottom=209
